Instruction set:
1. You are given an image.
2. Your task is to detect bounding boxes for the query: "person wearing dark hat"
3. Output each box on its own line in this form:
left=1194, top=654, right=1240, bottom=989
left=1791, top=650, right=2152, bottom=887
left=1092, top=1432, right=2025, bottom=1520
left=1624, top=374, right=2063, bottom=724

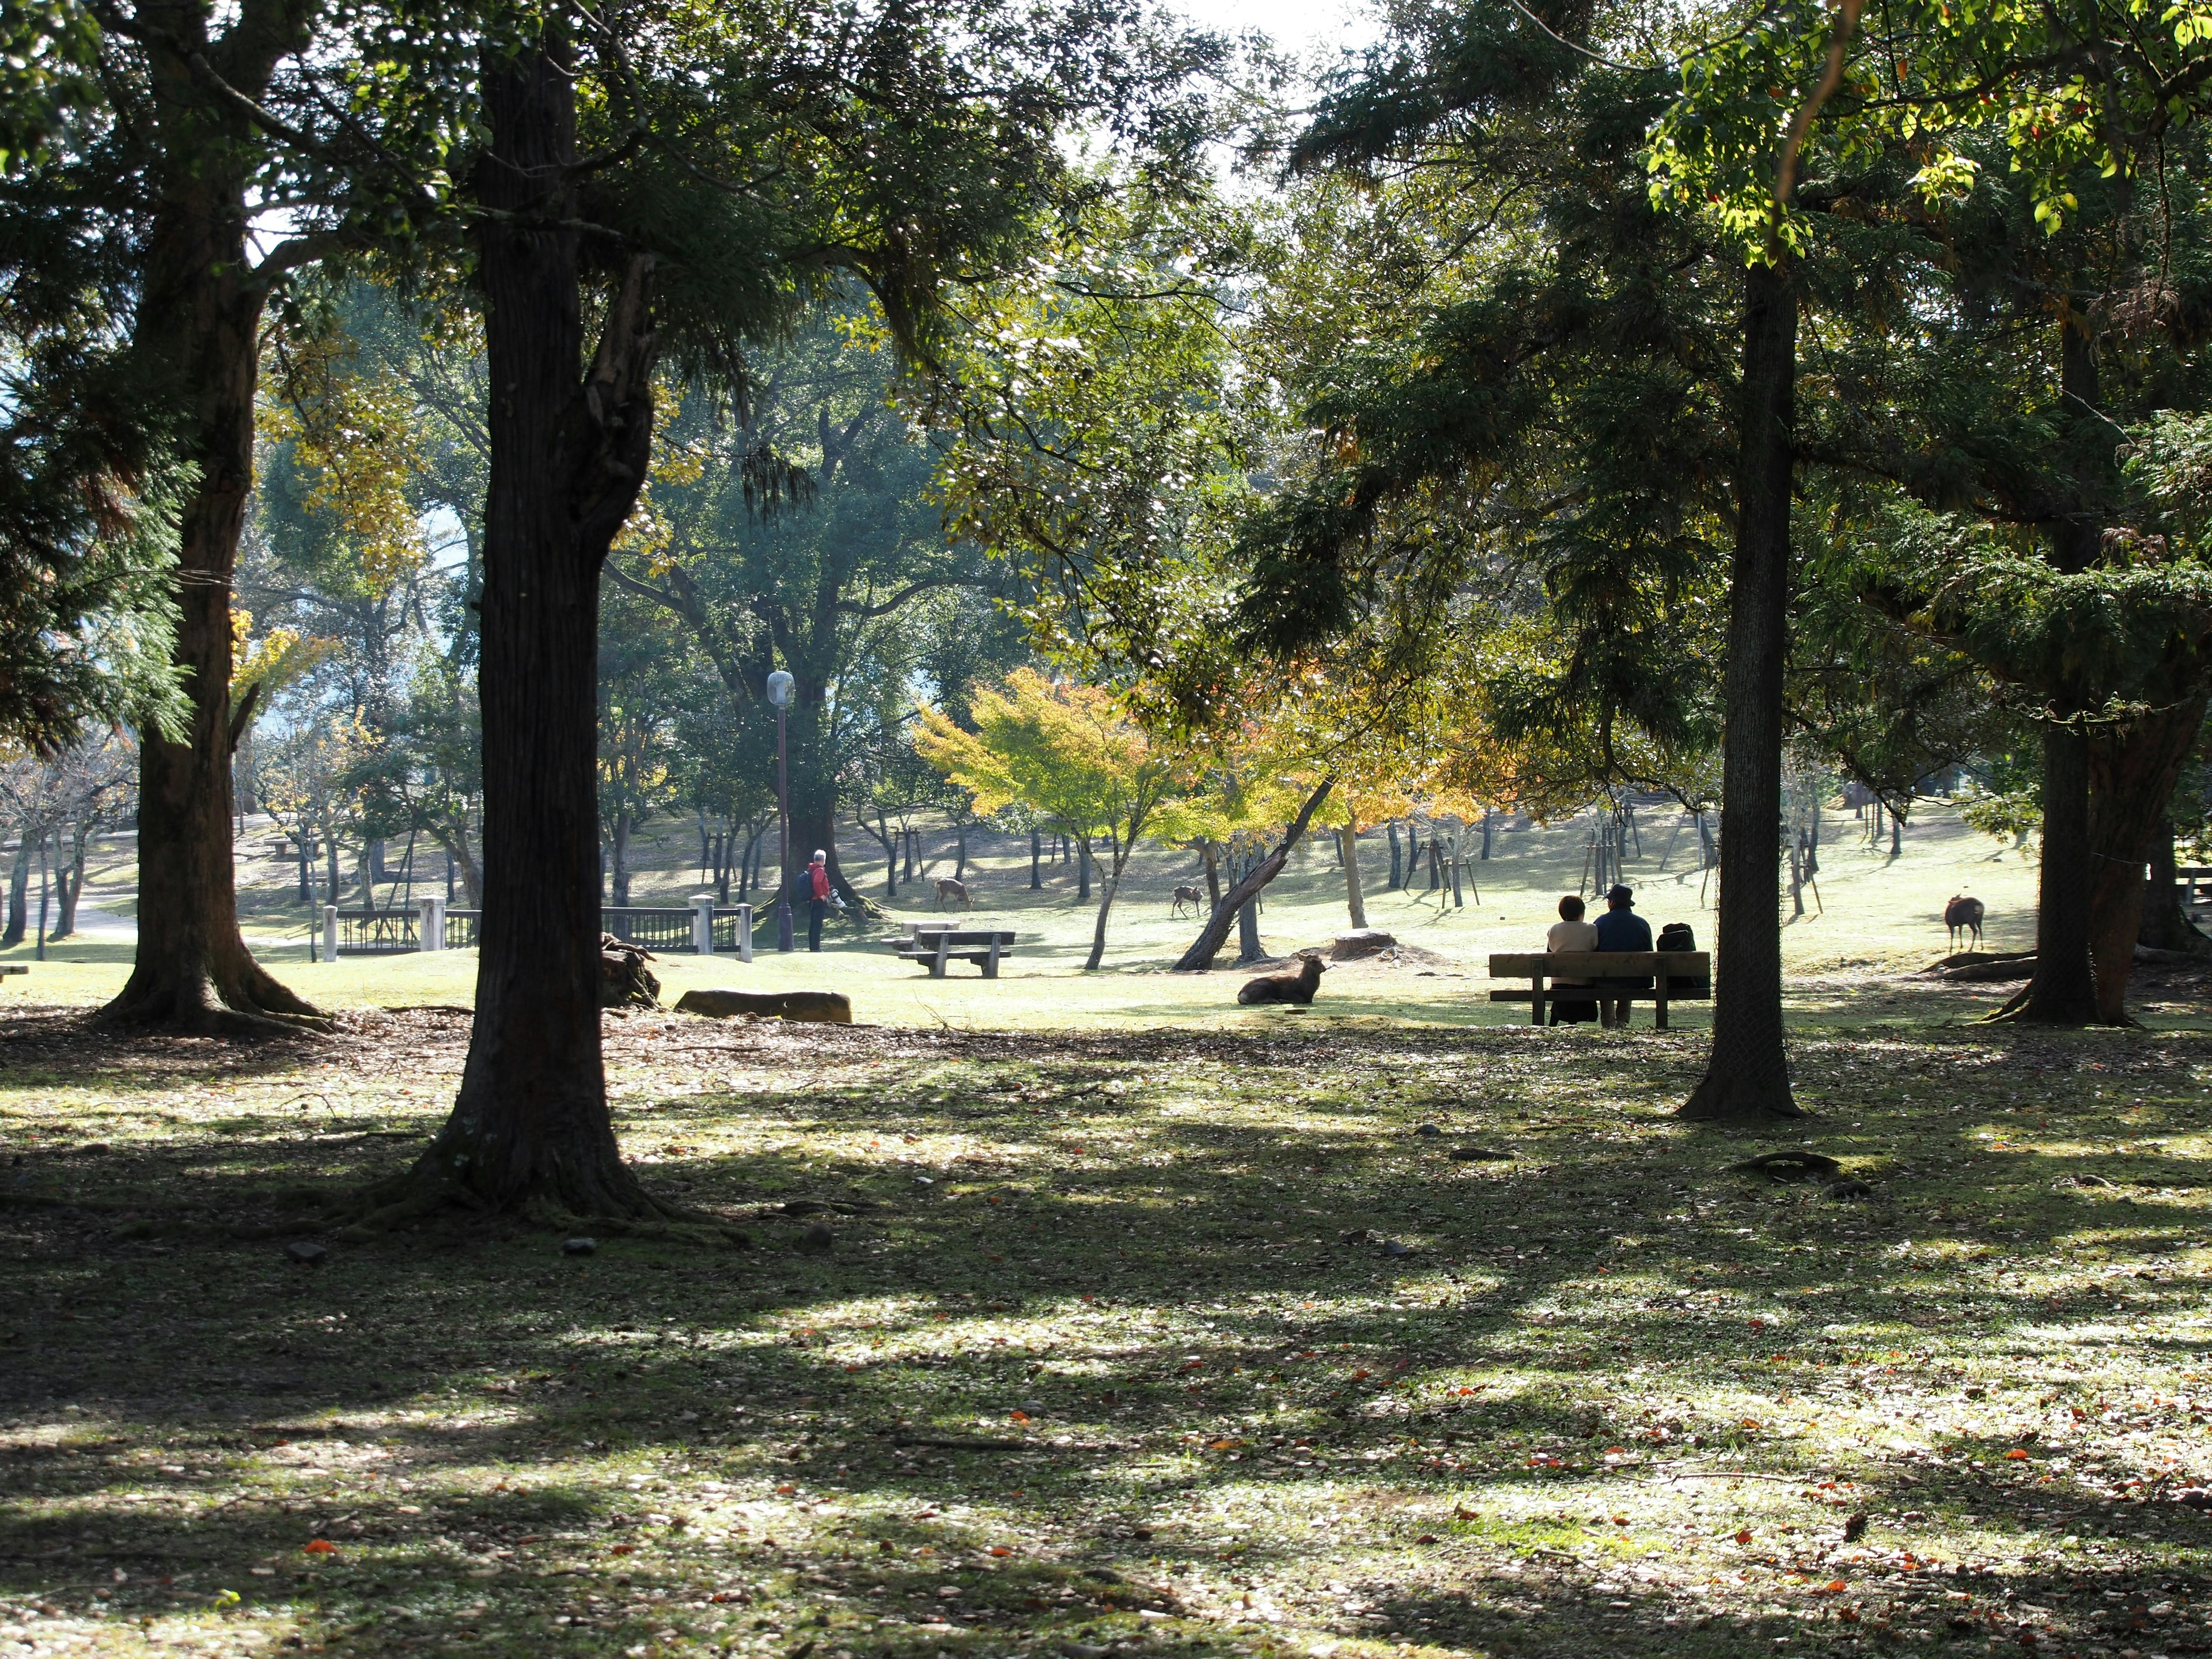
left=1592, top=884, right=1652, bottom=1029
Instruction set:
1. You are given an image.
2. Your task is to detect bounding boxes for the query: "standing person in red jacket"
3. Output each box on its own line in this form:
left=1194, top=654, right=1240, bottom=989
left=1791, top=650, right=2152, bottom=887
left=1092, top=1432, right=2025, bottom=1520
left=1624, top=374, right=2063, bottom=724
left=806, top=850, right=831, bottom=952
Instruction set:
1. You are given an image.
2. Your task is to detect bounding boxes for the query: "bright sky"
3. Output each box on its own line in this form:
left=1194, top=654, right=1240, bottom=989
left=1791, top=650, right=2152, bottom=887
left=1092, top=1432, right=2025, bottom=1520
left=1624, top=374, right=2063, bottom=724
left=1168, top=0, right=1385, bottom=78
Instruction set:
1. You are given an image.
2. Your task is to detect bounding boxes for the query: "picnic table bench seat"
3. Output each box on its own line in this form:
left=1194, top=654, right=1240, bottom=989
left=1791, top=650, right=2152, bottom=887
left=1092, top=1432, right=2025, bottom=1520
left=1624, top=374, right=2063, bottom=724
left=885, top=925, right=1018, bottom=979
left=1488, top=951, right=1711, bottom=1029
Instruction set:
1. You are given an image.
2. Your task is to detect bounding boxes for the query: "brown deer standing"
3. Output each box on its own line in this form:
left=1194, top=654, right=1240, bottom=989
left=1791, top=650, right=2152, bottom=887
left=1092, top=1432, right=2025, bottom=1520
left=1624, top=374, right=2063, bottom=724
left=1945, top=895, right=1985, bottom=952
left=934, top=878, right=972, bottom=911
left=1171, top=884, right=1205, bottom=918
left=1238, top=951, right=1327, bottom=1006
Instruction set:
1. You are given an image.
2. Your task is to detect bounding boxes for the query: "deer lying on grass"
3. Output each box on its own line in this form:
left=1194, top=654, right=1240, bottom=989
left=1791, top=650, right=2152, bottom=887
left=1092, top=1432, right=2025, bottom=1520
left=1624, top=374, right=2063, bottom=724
left=1238, top=950, right=1327, bottom=1006
left=1171, top=884, right=1205, bottom=918
left=934, top=878, right=972, bottom=911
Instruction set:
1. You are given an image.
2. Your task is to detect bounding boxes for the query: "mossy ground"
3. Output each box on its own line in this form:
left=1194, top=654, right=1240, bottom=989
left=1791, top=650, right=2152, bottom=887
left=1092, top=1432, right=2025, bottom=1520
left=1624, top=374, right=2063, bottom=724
left=9, top=964, right=2212, bottom=1659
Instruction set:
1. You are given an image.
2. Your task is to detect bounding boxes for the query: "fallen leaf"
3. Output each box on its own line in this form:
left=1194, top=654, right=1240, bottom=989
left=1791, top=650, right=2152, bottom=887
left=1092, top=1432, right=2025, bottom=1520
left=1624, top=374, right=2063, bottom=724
left=302, top=1540, right=335, bottom=1555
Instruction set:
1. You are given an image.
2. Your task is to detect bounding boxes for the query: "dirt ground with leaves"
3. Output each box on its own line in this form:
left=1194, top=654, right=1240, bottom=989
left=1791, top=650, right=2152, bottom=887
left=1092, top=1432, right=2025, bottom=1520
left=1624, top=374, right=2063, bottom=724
left=8, top=974, right=2212, bottom=1659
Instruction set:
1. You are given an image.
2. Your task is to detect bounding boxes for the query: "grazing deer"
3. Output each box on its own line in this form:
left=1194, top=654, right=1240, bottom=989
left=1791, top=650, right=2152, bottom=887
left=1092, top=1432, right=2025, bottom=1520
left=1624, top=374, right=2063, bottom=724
left=1945, top=894, right=1985, bottom=952
left=1171, top=884, right=1205, bottom=918
left=1238, top=950, right=1327, bottom=1006
left=934, top=877, right=972, bottom=911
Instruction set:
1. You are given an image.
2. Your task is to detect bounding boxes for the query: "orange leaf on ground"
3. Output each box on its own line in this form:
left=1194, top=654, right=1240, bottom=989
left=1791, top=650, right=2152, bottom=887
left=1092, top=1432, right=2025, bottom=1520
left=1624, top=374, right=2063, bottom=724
left=302, top=1540, right=335, bottom=1555
left=2005, top=1449, right=2030, bottom=1461
left=1735, top=1530, right=1753, bottom=1544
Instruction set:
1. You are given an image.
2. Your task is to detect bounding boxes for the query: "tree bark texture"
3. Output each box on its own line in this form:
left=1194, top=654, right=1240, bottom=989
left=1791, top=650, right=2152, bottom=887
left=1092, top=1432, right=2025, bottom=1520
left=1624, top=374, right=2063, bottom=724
left=2, top=843, right=27, bottom=948
left=1173, top=781, right=1334, bottom=972
left=1340, top=823, right=1368, bottom=928
left=103, top=20, right=320, bottom=1029
left=2085, top=698, right=2210, bottom=1020
left=1682, top=259, right=1802, bottom=1123
left=2005, top=316, right=2113, bottom=1024
left=397, top=32, right=665, bottom=1224
left=2004, top=719, right=2104, bottom=1023
left=2141, top=814, right=2212, bottom=954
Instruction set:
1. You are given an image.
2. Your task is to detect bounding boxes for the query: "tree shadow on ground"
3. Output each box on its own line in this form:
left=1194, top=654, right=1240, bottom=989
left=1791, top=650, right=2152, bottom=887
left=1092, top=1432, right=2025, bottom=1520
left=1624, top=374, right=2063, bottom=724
left=5, top=1010, right=2212, bottom=1654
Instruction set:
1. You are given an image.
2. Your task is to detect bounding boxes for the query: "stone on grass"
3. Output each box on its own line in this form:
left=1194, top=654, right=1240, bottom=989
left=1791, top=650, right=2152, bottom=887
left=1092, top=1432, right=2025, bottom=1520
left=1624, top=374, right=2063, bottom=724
left=796, top=1223, right=835, bottom=1254
left=1415, top=1123, right=1442, bottom=1138
left=283, top=1241, right=328, bottom=1266
left=562, top=1237, right=598, bottom=1256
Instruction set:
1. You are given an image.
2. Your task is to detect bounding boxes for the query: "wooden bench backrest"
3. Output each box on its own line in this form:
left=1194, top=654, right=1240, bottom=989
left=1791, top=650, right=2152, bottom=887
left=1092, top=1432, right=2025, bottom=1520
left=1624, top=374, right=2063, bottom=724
left=1489, top=951, right=1709, bottom=976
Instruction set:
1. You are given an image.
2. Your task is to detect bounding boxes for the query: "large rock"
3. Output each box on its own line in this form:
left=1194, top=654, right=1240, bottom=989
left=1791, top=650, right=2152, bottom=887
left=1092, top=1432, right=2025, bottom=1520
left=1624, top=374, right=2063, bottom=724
left=1330, top=929, right=1398, bottom=960
left=676, top=988, right=853, bottom=1024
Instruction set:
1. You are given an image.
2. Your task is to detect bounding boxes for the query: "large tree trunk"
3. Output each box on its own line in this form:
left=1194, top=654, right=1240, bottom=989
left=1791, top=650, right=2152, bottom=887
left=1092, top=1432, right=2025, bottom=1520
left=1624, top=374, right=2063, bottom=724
left=51, top=830, right=85, bottom=940
left=611, top=810, right=633, bottom=907
left=2, top=842, right=28, bottom=948
left=2141, top=813, right=2212, bottom=954
left=101, top=79, right=318, bottom=1030
left=377, top=31, right=668, bottom=1226
left=2002, top=719, right=2103, bottom=1022
left=2085, top=698, right=2210, bottom=1020
left=1340, top=823, right=1368, bottom=928
left=1682, top=259, right=1802, bottom=1123
left=2005, top=317, right=2111, bottom=1025
left=429, top=820, right=483, bottom=909
left=1174, top=781, right=1333, bottom=972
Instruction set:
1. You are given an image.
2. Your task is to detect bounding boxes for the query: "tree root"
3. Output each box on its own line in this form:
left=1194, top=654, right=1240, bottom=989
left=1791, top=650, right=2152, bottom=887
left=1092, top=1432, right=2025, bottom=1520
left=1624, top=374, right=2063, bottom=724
left=327, top=1166, right=748, bottom=1248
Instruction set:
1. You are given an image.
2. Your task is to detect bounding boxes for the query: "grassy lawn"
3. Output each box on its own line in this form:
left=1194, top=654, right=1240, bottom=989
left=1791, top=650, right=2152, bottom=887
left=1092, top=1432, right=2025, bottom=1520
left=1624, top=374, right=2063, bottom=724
left=8, top=804, right=2212, bottom=1658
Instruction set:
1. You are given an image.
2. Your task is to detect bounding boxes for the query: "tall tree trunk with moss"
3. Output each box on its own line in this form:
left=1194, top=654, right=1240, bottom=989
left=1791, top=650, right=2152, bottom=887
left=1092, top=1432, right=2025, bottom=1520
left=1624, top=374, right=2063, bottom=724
left=1682, top=259, right=1802, bottom=1123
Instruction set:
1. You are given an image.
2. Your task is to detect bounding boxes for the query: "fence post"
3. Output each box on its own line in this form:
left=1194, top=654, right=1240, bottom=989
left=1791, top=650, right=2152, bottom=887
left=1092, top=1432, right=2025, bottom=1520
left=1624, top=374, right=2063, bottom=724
left=418, top=894, right=445, bottom=952
left=322, top=904, right=339, bottom=962
left=691, top=893, right=716, bottom=956
left=736, top=903, right=754, bottom=964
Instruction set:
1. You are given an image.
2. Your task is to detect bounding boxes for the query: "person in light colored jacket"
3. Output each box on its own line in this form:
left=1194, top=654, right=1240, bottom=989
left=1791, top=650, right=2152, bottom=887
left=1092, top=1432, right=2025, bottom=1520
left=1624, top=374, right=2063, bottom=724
left=1546, top=894, right=1599, bottom=1025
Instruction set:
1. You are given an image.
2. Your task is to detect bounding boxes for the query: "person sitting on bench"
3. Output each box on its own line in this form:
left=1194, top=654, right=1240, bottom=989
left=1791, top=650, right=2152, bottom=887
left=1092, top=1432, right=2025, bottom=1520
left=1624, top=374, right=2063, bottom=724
left=1545, top=894, right=1600, bottom=1026
left=1593, top=883, right=1653, bottom=1029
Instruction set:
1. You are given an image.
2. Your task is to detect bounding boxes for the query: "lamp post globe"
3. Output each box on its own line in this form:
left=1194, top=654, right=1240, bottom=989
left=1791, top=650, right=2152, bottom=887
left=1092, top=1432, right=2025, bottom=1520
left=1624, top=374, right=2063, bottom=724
left=767, top=671, right=796, bottom=952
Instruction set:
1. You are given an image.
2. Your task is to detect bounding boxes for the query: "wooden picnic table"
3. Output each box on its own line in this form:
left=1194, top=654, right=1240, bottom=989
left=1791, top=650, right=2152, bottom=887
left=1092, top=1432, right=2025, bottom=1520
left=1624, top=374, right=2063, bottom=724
left=886, top=925, right=1018, bottom=979
left=1488, top=951, right=1711, bottom=1029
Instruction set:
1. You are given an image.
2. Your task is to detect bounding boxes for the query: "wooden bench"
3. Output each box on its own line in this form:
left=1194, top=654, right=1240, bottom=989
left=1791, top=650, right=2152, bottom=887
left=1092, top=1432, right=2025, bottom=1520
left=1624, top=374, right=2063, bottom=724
left=888, top=926, right=1018, bottom=979
left=1488, top=951, right=1711, bottom=1029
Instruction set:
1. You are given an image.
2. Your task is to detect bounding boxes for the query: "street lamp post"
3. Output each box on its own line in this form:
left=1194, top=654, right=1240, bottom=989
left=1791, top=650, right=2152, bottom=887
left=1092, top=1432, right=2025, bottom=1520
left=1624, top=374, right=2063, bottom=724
left=767, top=669, right=795, bottom=952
